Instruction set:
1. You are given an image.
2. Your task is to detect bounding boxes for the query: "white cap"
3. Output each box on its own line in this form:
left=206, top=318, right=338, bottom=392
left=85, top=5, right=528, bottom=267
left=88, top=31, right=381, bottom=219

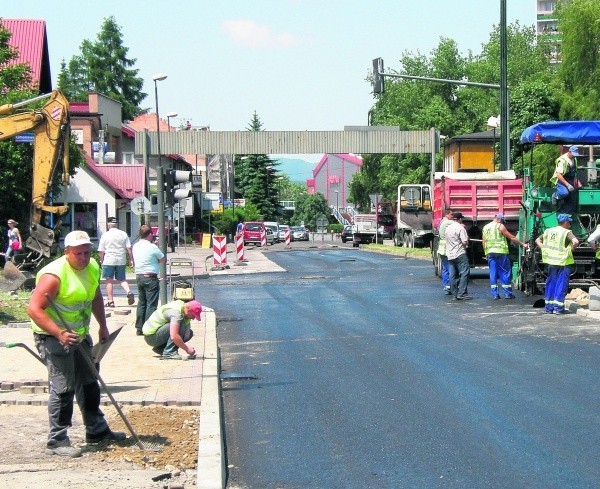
left=64, top=231, right=92, bottom=248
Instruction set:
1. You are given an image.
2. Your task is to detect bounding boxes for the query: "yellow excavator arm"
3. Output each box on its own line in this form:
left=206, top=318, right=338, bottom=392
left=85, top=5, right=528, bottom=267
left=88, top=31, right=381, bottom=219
left=0, top=90, right=71, bottom=263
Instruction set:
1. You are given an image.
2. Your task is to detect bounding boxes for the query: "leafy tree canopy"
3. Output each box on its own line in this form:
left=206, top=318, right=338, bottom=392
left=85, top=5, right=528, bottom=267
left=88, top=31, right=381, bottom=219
left=58, top=16, right=146, bottom=121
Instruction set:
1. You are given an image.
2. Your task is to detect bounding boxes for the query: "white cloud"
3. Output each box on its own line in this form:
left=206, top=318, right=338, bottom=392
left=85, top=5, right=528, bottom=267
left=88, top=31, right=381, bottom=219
left=222, top=19, right=305, bottom=48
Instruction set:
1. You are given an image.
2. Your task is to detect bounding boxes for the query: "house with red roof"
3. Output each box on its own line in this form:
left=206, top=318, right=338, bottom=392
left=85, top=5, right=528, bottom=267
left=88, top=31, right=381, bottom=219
left=2, top=18, right=52, bottom=92
left=308, top=154, right=363, bottom=209
left=3, top=18, right=205, bottom=241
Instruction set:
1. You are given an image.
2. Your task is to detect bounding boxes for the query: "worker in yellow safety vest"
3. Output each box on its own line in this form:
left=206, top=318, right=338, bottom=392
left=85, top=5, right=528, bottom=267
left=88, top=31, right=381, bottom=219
left=482, top=214, right=528, bottom=299
left=535, top=214, right=579, bottom=314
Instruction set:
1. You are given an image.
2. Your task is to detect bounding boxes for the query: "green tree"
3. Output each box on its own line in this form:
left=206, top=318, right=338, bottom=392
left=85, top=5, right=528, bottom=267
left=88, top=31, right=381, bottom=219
left=361, top=22, right=554, bottom=206
left=555, top=0, right=600, bottom=119
left=291, top=193, right=330, bottom=230
left=234, top=112, right=280, bottom=220
left=58, top=16, right=146, bottom=121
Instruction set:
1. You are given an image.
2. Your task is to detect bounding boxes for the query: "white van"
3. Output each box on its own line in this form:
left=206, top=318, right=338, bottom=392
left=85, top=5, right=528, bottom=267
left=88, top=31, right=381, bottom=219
left=263, top=221, right=280, bottom=242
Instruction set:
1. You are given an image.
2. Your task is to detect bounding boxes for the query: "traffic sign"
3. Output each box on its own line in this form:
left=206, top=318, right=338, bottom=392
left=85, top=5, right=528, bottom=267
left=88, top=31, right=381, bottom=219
left=130, top=196, right=152, bottom=215
left=15, top=133, right=34, bottom=143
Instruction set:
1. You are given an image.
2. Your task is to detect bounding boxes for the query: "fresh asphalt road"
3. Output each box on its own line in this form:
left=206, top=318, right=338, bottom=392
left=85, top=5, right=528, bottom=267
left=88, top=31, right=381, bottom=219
left=200, top=248, right=600, bottom=489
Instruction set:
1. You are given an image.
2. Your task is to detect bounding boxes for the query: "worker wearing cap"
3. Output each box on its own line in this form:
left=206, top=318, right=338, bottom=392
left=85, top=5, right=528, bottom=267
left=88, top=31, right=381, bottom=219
left=535, top=214, right=579, bottom=314
left=482, top=214, right=528, bottom=299
left=445, top=212, right=472, bottom=300
left=551, top=145, right=580, bottom=214
left=142, top=299, right=201, bottom=360
left=27, top=231, right=125, bottom=458
left=437, top=208, right=454, bottom=294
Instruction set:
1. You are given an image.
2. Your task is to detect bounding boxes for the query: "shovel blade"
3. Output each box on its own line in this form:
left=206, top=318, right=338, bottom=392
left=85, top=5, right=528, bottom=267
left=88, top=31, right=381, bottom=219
left=0, top=261, right=26, bottom=292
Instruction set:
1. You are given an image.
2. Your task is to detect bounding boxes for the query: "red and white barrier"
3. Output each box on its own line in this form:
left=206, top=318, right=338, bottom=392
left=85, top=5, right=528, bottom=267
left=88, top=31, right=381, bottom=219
left=285, top=229, right=291, bottom=246
left=235, top=234, right=247, bottom=262
left=212, top=235, right=227, bottom=268
left=260, top=228, right=267, bottom=247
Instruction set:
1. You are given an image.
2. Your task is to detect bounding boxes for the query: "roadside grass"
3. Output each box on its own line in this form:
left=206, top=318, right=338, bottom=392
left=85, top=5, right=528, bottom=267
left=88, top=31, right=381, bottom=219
left=362, top=243, right=432, bottom=261
left=0, top=291, right=31, bottom=324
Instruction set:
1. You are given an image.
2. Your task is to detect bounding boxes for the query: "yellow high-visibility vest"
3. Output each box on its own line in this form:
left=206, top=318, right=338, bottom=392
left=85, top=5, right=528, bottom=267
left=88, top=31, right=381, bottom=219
left=31, top=256, right=100, bottom=337
left=483, top=222, right=509, bottom=255
left=541, top=226, right=574, bottom=266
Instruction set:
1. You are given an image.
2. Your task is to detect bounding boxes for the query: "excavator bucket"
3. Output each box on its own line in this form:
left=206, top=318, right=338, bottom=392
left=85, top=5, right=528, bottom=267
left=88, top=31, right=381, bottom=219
left=0, top=261, right=27, bottom=293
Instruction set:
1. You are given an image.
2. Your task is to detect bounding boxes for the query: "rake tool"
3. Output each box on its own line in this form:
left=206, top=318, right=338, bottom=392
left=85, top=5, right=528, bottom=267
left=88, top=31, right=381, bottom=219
left=44, top=293, right=163, bottom=452
left=0, top=341, right=45, bottom=365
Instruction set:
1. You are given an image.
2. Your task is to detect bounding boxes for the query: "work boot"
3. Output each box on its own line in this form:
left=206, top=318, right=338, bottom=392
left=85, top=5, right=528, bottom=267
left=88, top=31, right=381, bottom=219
left=127, top=292, right=135, bottom=305
left=86, top=429, right=127, bottom=444
left=46, top=439, right=82, bottom=458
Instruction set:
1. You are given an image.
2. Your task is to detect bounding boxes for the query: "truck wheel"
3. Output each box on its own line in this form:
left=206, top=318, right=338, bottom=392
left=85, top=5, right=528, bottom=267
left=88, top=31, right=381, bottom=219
left=352, top=242, right=359, bottom=248
left=433, top=251, right=440, bottom=277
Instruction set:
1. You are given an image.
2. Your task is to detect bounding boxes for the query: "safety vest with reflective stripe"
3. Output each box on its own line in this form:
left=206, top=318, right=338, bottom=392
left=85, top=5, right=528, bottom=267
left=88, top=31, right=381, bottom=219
left=593, top=225, right=600, bottom=260
left=437, top=218, right=452, bottom=255
left=483, top=222, right=509, bottom=255
left=31, top=255, right=100, bottom=337
left=541, top=226, right=574, bottom=266
left=142, top=300, right=187, bottom=336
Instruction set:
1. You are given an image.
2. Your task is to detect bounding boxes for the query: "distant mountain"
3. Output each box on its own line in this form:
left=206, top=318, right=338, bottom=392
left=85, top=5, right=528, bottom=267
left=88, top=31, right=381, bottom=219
left=270, top=157, right=316, bottom=183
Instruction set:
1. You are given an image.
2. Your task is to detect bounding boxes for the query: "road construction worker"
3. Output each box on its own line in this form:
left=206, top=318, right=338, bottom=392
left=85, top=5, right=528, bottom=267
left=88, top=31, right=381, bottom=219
left=586, top=224, right=600, bottom=259
left=482, top=214, right=528, bottom=299
left=551, top=145, right=580, bottom=214
left=445, top=212, right=471, bottom=300
left=142, top=299, right=201, bottom=360
left=437, top=208, right=454, bottom=295
left=27, top=231, right=125, bottom=458
left=535, top=214, right=579, bottom=314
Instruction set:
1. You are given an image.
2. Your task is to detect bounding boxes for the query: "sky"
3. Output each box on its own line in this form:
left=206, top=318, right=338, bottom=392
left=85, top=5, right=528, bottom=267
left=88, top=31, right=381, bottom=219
left=4, top=1, right=535, bottom=164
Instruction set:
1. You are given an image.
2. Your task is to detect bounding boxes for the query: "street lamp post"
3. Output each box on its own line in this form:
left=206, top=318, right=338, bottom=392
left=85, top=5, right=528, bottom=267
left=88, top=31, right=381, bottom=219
left=334, top=190, right=339, bottom=211
left=153, top=72, right=168, bottom=304
left=166, top=112, right=178, bottom=132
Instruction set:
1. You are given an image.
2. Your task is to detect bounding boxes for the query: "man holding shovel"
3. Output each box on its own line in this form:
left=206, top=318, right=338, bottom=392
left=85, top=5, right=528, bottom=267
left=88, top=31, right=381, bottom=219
left=28, top=230, right=125, bottom=458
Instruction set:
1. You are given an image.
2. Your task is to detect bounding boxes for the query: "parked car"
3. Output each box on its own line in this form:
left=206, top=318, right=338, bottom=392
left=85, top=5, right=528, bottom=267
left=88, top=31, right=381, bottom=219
left=278, top=224, right=290, bottom=242
left=243, top=221, right=266, bottom=245
left=341, top=225, right=353, bottom=243
left=265, top=228, right=276, bottom=245
left=264, top=221, right=279, bottom=241
left=291, top=226, right=310, bottom=241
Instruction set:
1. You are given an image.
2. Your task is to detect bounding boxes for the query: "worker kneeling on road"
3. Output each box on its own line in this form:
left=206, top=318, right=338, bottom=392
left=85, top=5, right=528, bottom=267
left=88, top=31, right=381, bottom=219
left=482, top=214, right=528, bottom=299
left=535, top=214, right=579, bottom=314
left=27, top=231, right=126, bottom=458
left=142, top=299, right=201, bottom=360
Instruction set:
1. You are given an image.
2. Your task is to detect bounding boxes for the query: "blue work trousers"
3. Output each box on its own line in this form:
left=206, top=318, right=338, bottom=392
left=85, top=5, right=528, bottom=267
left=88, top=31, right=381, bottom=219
left=545, top=265, right=571, bottom=313
left=552, top=183, right=576, bottom=214
left=448, top=253, right=469, bottom=298
left=440, top=254, right=450, bottom=291
left=487, top=253, right=513, bottom=298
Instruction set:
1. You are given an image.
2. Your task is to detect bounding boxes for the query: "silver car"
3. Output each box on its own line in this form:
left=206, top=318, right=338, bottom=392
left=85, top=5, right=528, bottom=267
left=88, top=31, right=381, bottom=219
left=291, top=226, right=309, bottom=241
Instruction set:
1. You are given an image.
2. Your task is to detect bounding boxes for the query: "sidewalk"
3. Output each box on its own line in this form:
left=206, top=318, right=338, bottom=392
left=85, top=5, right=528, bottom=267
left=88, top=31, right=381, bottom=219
left=0, top=242, right=290, bottom=489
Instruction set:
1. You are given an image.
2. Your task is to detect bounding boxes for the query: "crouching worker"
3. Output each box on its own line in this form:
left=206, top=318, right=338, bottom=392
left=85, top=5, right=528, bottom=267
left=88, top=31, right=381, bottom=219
left=142, top=299, right=202, bottom=360
left=27, top=231, right=125, bottom=458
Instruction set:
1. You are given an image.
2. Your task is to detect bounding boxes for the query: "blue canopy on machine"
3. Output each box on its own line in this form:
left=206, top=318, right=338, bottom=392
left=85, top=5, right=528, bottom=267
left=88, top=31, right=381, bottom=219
left=520, top=121, right=600, bottom=145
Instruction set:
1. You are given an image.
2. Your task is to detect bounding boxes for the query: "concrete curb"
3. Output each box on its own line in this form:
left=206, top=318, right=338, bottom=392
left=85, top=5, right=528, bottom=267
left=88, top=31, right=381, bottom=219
left=197, top=309, right=225, bottom=489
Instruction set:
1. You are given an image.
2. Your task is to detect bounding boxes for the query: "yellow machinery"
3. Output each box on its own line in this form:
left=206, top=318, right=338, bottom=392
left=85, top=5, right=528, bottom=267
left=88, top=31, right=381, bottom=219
left=0, top=90, right=70, bottom=269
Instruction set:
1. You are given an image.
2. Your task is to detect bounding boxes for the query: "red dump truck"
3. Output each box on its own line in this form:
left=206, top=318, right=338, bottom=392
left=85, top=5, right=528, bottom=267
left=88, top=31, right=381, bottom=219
left=431, top=171, right=523, bottom=276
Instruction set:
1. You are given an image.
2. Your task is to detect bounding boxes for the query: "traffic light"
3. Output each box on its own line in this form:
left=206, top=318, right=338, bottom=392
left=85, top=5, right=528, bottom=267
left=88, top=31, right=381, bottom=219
left=372, top=57, right=385, bottom=94
left=165, top=169, right=192, bottom=205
